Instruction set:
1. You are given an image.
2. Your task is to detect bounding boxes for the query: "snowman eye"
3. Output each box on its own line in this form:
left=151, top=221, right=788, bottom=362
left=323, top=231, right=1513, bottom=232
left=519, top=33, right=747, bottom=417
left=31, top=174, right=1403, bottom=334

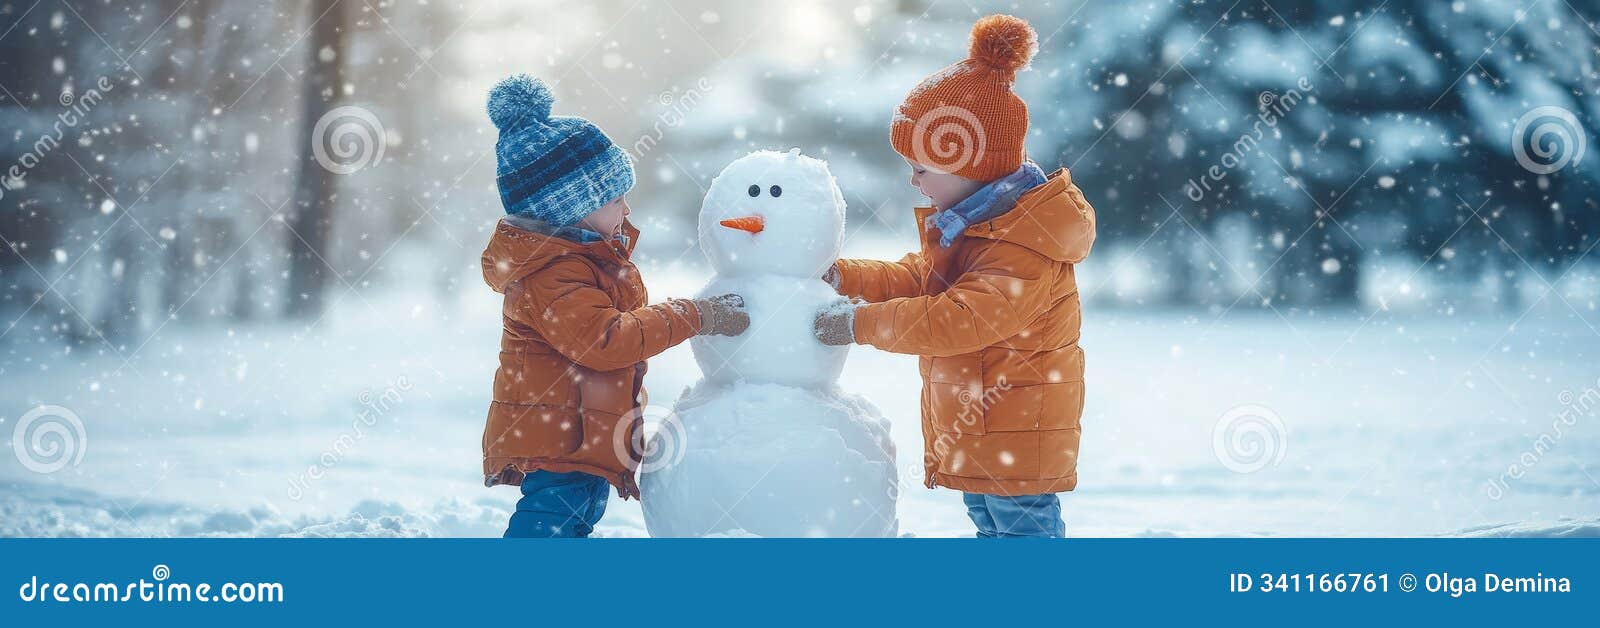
left=769, top=185, right=782, bottom=198
left=747, top=184, right=760, bottom=197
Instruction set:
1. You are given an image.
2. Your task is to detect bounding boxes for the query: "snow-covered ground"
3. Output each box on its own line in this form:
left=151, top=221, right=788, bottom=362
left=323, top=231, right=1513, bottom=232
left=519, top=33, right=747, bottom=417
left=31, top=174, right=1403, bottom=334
left=3, top=240, right=1598, bottom=538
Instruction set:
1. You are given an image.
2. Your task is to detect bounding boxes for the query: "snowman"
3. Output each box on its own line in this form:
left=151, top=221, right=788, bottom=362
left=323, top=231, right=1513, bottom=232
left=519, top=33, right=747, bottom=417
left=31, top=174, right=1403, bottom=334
left=640, top=149, right=899, bottom=538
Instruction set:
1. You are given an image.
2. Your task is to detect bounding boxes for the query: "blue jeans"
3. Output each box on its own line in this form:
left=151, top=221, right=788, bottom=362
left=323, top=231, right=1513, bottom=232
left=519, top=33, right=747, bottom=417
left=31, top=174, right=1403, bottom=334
left=963, top=492, right=1064, bottom=538
left=504, top=470, right=609, bottom=538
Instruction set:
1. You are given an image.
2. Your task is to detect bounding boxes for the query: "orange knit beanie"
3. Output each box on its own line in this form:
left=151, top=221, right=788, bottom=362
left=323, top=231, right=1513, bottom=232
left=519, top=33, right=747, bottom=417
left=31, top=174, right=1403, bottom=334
left=890, top=14, right=1037, bottom=182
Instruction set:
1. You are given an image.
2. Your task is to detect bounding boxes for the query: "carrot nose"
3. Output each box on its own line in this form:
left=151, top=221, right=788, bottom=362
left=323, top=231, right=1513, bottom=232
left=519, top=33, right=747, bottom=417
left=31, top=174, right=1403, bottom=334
left=719, top=215, right=765, bottom=234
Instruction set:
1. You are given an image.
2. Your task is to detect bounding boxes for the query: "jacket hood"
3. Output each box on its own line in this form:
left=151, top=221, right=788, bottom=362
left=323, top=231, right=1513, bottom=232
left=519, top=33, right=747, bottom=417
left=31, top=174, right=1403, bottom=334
left=481, top=215, right=640, bottom=293
left=926, top=168, right=1096, bottom=263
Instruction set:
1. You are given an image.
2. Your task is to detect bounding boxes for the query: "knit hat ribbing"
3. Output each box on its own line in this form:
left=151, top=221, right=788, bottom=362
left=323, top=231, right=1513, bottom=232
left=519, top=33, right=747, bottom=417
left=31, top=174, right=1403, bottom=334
left=890, top=14, right=1037, bottom=182
left=489, top=74, right=634, bottom=225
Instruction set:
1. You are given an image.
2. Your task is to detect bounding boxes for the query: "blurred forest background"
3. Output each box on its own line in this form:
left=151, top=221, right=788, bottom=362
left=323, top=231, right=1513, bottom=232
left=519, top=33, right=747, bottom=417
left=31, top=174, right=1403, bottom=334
left=2, top=0, right=1597, bottom=349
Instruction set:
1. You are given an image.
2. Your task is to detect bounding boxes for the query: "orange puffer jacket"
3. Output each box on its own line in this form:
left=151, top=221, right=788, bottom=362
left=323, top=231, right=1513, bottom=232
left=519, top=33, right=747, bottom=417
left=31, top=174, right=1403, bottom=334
left=480, top=217, right=701, bottom=499
left=834, top=168, right=1096, bottom=496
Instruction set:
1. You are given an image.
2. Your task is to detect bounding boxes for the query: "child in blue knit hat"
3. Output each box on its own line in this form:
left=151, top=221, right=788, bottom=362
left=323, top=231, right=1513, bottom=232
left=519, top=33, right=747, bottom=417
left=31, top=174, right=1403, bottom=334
left=478, top=74, right=748, bottom=538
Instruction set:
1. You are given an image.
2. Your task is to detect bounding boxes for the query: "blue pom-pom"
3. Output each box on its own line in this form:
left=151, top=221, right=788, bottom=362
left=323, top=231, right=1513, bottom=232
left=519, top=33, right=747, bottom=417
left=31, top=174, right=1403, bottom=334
left=487, top=74, right=554, bottom=131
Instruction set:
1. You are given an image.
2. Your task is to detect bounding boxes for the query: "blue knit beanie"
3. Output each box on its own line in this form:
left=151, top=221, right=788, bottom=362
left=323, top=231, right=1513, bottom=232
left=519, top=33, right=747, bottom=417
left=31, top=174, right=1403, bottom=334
left=487, top=74, right=635, bottom=225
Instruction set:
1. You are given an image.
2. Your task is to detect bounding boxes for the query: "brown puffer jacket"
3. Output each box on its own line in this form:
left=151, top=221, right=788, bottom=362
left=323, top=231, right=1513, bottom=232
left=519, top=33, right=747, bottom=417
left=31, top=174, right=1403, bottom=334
left=480, top=217, right=701, bottom=499
left=834, top=168, right=1096, bottom=496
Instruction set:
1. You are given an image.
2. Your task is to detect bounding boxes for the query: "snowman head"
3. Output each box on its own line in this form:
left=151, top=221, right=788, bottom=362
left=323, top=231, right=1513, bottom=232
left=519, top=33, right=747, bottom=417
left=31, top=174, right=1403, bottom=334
left=699, top=149, right=846, bottom=278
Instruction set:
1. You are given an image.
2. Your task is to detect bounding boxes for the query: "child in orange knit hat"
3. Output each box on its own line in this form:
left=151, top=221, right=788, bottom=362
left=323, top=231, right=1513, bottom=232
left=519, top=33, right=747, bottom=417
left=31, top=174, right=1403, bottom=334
left=815, top=15, right=1098, bottom=538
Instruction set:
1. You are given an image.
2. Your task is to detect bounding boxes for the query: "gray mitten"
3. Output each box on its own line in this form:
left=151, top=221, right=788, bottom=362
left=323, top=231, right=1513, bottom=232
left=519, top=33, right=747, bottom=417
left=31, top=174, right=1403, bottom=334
left=821, top=264, right=842, bottom=290
left=694, top=293, right=750, bottom=336
left=812, top=301, right=857, bottom=346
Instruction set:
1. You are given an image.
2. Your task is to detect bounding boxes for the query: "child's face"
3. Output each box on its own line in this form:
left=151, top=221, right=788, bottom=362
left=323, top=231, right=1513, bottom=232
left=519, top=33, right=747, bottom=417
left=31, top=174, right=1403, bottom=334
left=906, top=159, right=986, bottom=211
left=578, top=196, right=630, bottom=239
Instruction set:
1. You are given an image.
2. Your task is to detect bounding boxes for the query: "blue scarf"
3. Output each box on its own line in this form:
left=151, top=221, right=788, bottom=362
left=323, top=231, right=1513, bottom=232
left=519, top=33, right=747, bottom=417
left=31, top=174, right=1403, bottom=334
left=924, top=161, right=1048, bottom=247
left=503, top=215, right=629, bottom=248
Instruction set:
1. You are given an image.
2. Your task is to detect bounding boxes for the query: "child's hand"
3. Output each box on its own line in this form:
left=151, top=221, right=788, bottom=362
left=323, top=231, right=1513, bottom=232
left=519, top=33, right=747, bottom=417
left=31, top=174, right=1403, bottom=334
left=813, top=302, right=857, bottom=346
left=694, top=293, right=750, bottom=336
left=821, top=264, right=841, bottom=289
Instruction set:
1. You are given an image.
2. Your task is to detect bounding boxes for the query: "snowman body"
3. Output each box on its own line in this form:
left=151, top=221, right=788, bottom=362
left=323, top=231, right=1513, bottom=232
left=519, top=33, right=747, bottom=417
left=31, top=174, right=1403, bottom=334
left=640, top=150, right=899, bottom=538
left=691, top=274, right=845, bottom=388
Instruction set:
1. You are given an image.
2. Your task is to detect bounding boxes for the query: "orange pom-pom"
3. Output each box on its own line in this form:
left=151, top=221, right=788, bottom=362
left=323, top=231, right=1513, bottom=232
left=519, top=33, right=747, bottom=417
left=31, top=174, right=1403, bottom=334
left=968, top=14, right=1037, bottom=73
